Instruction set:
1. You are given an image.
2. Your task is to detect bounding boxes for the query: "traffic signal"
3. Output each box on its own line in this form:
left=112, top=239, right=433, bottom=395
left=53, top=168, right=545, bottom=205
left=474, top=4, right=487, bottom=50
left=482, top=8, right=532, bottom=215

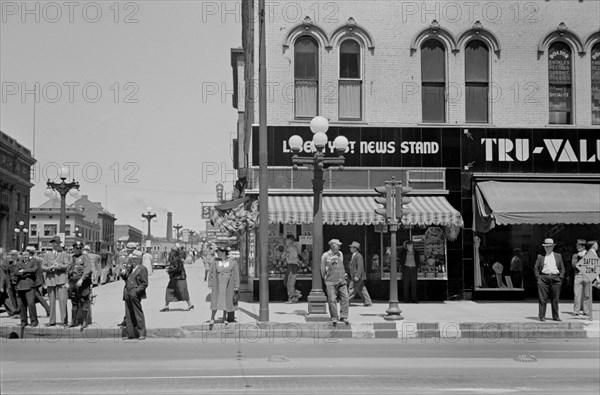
left=395, top=184, right=413, bottom=222
left=374, top=183, right=392, bottom=220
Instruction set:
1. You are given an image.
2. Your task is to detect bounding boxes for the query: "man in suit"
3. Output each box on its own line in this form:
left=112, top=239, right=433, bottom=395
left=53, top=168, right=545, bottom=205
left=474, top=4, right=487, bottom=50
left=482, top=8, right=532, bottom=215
left=42, top=236, right=71, bottom=326
left=347, top=242, right=372, bottom=306
left=14, top=247, right=40, bottom=327
left=121, top=249, right=148, bottom=340
left=534, top=238, right=565, bottom=322
left=399, top=240, right=420, bottom=303
left=0, top=250, right=19, bottom=317
left=67, top=242, right=93, bottom=330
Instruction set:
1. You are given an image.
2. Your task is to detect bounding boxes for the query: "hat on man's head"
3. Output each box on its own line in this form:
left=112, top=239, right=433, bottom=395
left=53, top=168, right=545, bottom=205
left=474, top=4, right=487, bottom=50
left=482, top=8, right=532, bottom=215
left=329, top=239, right=342, bottom=246
left=9, top=249, right=19, bottom=255
left=49, top=236, right=61, bottom=244
left=73, top=241, right=83, bottom=249
left=216, top=246, right=231, bottom=253
left=126, top=242, right=137, bottom=249
left=83, top=245, right=91, bottom=251
left=577, top=239, right=587, bottom=246
left=349, top=241, right=361, bottom=250
left=25, top=246, right=36, bottom=253
left=542, top=238, right=555, bottom=246
left=132, top=250, right=143, bottom=257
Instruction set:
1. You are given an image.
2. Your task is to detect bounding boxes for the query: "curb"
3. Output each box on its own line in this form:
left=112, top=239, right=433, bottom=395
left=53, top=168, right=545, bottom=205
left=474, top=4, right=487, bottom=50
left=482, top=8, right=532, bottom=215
left=2, top=321, right=597, bottom=341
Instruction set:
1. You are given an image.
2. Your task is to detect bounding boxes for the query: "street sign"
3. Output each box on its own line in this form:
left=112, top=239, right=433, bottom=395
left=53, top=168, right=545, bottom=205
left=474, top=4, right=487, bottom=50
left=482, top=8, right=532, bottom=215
left=182, top=229, right=190, bottom=242
left=575, top=250, right=600, bottom=282
left=201, top=204, right=212, bottom=220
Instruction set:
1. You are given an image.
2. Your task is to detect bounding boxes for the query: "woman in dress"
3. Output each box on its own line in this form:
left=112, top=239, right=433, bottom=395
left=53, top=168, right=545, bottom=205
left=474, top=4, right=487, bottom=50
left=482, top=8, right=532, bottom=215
left=160, top=247, right=193, bottom=312
left=208, top=246, right=239, bottom=324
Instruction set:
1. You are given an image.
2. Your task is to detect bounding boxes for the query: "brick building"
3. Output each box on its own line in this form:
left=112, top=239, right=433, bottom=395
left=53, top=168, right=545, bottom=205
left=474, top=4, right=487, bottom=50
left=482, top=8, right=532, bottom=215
left=231, top=1, right=600, bottom=301
left=0, top=130, right=36, bottom=253
left=29, top=197, right=101, bottom=250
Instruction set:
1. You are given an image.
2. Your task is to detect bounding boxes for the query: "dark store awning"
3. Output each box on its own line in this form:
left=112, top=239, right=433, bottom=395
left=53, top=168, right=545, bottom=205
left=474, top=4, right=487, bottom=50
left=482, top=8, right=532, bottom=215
left=475, top=181, right=600, bottom=231
left=268, top=195, right=463, bottom=227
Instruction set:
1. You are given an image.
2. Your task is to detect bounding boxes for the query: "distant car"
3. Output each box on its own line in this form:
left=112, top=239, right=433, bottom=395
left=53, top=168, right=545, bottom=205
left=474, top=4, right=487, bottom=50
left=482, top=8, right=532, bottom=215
left=152, top=251, right=167, bottom=269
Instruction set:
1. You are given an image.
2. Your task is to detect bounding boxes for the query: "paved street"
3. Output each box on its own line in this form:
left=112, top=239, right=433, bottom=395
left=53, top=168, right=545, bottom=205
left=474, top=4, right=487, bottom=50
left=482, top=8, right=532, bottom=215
left=1, top=338, right=598, bottom=394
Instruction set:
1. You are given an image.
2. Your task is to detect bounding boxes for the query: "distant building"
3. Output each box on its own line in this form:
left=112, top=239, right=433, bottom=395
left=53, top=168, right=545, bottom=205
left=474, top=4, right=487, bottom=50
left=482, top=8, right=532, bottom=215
left=72, top=195, right=117, bottom=251
left=0, top=130, right=36, bottom=252
left=30, top=197, right=100, bottom=250
left=114, top=224, right=143, bottom=249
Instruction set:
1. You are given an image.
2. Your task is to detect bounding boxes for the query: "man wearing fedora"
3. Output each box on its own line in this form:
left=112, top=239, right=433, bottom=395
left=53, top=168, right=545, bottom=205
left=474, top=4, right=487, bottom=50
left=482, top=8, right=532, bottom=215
left=321, top=239, right=349, bottom=323
left=572, top=239, right=591, bottom=317
left=347, top=241, right=372, bottom=307
left=42, top=236, right=71, bottom=326
left=534, top=238, right=565, bottom=322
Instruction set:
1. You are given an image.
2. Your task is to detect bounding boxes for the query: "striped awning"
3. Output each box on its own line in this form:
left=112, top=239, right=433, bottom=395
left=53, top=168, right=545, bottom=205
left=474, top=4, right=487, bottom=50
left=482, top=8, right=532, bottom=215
left=268, top=195, right=463, bottom=227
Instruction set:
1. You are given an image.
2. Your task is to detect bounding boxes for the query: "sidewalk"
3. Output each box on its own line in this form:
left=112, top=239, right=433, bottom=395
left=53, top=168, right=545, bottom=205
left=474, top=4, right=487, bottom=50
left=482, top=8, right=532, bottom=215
left=2, top=262, right=598, bottom=340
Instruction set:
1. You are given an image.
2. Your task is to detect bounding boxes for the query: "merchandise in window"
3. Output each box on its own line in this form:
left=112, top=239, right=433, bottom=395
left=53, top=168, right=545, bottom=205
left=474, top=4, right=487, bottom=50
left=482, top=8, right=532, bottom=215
left=548, top=41, right=572, bottom=124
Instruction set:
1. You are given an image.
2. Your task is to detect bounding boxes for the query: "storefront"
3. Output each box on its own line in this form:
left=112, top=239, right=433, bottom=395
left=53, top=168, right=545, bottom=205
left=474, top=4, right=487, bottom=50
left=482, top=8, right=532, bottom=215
left=217, top=126, right=599, bottom=302
left=464, top=128, right=600, bottom=299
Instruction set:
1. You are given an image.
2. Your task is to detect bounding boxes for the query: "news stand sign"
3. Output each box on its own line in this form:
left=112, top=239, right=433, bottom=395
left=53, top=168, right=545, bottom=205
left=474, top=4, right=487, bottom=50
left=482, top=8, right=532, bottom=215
left=576, top=250, right=600, bottom=282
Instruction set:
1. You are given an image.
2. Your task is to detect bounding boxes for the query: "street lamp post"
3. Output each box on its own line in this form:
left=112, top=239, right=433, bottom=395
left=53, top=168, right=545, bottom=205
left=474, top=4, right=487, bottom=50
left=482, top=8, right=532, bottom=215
left=173, top=221, right=183, bottom=244
left=14, top=220, right=29, bottom=251
left=288, top=116, right=349, bottom=321
left=141, top=207, right=157, bottom=238
left=45, top=167, right=80, bottom=236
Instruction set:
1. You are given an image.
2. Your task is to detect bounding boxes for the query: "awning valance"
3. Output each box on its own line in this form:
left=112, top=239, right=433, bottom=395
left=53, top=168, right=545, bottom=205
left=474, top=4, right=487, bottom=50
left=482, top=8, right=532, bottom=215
left=268, top=195, right=463, bottom=227
left=475, top=181, right=600, bottom=232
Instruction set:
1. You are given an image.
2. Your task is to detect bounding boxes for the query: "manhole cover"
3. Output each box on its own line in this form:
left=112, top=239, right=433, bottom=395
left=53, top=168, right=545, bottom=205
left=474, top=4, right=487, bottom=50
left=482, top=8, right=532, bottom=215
left=514, top=354, right=537, bottom=362
left=268, top=354, right=290, bottom=362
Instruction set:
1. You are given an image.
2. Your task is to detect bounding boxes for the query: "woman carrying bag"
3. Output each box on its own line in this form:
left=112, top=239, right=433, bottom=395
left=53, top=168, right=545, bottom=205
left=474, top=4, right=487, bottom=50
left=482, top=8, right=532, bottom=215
left=160, top=247, right=193, bottom=312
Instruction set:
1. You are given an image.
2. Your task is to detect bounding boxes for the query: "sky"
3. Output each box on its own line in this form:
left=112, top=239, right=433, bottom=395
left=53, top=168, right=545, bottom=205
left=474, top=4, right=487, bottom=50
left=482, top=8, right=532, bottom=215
left=1, top=0, right=243, bottom=235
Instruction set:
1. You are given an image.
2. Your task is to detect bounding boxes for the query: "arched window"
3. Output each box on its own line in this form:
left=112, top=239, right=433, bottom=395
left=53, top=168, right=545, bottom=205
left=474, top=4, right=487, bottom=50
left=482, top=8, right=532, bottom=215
left=339, top=39, right=361, bottom=120
left=294, top=36, right=318, bottom=119
left=421, top=39, right=446, bottom=123
left=465, top=40, right=489, bottom=123
left=591, top=42, right=600, bottom=125
left=548, top=41, right=573, bottom=124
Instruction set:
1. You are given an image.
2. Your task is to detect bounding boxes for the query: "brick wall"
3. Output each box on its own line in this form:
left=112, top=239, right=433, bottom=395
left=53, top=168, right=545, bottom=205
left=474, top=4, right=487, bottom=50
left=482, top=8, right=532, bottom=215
left=248, top=0, right=599, bottom=127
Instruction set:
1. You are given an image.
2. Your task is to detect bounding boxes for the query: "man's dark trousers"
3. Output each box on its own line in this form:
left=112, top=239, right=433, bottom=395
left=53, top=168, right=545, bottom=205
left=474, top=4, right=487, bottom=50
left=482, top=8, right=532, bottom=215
left=17, top=289, right=38, bottom=326
left=538, top=274, right=562, bottom=319
left=124, top=293, right=146, bottom=338
left=403, top=267, right=418, bottom=302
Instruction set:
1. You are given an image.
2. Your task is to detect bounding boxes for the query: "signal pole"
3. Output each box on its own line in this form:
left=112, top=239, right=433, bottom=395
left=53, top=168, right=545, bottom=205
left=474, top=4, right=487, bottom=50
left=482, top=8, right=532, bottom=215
left=374, top=177, right=412, bottom=321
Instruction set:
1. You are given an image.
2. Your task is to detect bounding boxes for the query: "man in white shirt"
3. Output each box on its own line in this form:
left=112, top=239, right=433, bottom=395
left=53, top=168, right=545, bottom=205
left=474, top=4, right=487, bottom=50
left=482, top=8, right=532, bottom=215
left=534, top=238, right=565, bottom=322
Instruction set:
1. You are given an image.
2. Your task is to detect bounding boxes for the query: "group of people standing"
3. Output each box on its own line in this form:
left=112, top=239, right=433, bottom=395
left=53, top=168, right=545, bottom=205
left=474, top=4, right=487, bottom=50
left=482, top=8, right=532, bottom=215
left=0, top=236, right=94, bottom=330
left=535, top=237, right=599, bottom=322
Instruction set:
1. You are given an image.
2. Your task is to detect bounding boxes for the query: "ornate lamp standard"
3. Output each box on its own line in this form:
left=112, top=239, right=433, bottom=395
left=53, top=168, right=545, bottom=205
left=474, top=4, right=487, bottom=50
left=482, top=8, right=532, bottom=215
left=14, top=220, right=29, bottom=251
left=173, top=221, right=183, bottom=244
left=74, top=226, right=83, bottom=242
left=141, top=207, right=157, bottom=238
left=287, top=116, right=349, bottom=320
left=44, top=167, right=80, bottom=236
